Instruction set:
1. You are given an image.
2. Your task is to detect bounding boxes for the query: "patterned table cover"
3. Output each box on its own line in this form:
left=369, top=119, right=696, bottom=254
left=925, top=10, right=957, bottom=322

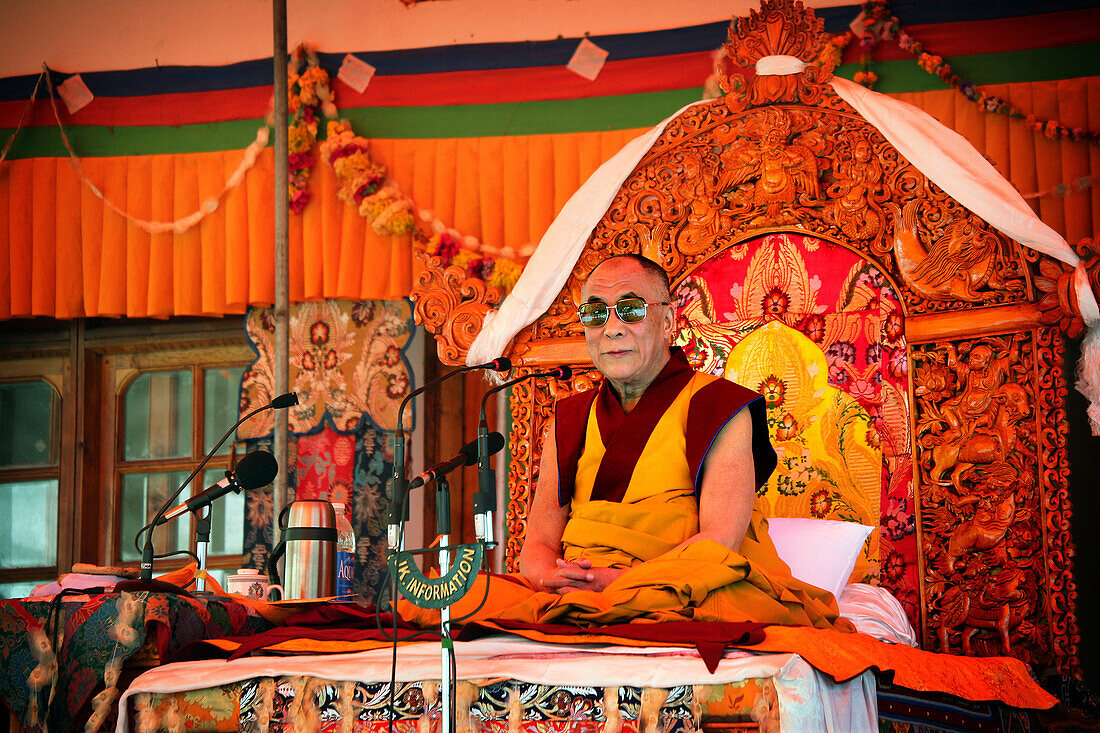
left=0, top=590, right=271, bottom=732
left=130, top=677, right=771, bottom=733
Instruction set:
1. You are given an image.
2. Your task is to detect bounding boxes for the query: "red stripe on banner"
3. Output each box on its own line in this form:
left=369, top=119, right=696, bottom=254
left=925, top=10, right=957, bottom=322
left=0, top=51, right=714, bottom=129
left=337, top=50, right=715, bottom=108
left=845, top=8, right=1100, bottom=63
left=0, top=86, right=274, bottom=129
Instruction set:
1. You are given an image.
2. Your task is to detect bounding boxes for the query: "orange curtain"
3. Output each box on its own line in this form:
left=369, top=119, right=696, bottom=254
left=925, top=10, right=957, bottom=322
left=0, top=128, right=641, bottom=320
left=1, top=76, right=1098, bottom=320
left=894, top=76, right=1100, bottom=244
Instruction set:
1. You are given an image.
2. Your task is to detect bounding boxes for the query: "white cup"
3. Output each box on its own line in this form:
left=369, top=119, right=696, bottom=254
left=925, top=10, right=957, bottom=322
left=226, top=568, right=282, bottom=600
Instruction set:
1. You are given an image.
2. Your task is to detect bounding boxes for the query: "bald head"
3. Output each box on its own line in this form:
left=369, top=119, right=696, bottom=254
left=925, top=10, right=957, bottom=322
left=587, top=255, right=670, bottom=301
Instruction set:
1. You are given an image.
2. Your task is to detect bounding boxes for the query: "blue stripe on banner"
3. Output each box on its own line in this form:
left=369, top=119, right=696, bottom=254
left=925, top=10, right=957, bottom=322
left=882, top=0, right=1100, bottom=25
left=0, top=22, right=734, bottom=100
left=1, top=0, right=1096, bottom=101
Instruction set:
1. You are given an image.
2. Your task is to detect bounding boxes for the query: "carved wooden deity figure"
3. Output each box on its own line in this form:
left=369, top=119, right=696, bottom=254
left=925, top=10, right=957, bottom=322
left=719, top=107, right=821, bottom=222
left=922, top=336, right=1025, bottom=488
left=827, top=134, right=884, bottom=241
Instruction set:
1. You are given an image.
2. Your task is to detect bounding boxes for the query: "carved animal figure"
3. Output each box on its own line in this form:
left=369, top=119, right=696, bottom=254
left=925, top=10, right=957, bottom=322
left=936, top=567, right=1029, bottom=657
left=889, top=200, right=1012, bottom=302
left=946, top=488, right=1016, bottom=573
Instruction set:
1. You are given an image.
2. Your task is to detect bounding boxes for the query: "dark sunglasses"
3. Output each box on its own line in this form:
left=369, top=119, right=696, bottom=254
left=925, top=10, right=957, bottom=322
left=577, top=297, right=669, bottom=327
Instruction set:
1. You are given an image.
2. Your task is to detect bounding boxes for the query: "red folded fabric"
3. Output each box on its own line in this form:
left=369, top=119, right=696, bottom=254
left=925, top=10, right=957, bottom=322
left=171, top=604, right=435, bottom=661
left=460, top=619, right=766, bottom=673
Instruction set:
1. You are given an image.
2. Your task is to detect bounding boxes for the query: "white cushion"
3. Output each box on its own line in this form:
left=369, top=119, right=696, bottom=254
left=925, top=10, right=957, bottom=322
left=767, top=517, right=873, bottom=602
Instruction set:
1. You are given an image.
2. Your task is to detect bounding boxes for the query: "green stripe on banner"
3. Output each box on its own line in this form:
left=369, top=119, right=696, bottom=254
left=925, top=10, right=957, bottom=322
left=836, top=41, right=1100, bottom=93
left=339, top=89, right=702, bottom=138
left=3, top=41, right=1098, bottom=158
left=2, top=118, right=268, bottom=159
left=0, top=89, right=702, bottom=157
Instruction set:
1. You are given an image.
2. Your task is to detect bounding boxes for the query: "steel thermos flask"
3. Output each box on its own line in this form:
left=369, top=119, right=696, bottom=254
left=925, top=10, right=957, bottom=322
left=267, top=500, right=336, bottom=599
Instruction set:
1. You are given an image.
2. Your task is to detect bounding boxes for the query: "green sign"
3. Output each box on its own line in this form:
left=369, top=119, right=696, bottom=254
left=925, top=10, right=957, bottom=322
left=389, top=543, right=483, bottom=609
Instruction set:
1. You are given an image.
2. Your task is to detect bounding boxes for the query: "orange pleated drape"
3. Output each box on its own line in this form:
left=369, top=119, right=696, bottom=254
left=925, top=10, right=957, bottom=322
left=1, top=76, right=1098, bottom=320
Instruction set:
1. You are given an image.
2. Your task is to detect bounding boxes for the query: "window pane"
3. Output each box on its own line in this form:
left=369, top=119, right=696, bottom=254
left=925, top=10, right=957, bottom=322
left=201, top=467, right=246, bottom=557
left=204, top=366, right=245, bottom=455
left=0, top=480, right=58, bottom=569
left=124, top=371, right=192, bottom=461
left=118, top=471, right=192, bottom=562
left=0, top=579, right=53, bottom=600
left=206, top=567, right=230, bottom=589
left=0, top=381, right=60, bottom=468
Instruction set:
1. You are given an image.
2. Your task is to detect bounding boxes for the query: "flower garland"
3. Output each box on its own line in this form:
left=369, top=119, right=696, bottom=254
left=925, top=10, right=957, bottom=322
left=287, top=45, right=338, bottom=213
left=831, top=0, right=1100, bottom=146
left=39, top=63, right=271, bottom=235
left=423, top=230, right=523, bottom=293
left=24, top=47, right=528, bottom=291
left=318, top=118, right=527, bottom=293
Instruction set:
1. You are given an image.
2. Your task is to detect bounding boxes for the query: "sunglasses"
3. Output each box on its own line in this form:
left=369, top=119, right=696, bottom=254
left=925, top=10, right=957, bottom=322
left=577, top=297, right=670, bottom=327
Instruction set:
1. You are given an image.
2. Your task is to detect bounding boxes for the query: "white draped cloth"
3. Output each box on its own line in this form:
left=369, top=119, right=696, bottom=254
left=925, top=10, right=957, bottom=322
left=465, top=55, right=1100, bottom=432
left=116, top=639, right=877, bottom=733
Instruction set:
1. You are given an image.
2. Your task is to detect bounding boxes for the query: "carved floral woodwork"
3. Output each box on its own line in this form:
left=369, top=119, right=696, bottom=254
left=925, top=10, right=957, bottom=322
left=409, top=0, right=1083, bottom=673
left=411, top=251, right=503, bottom=365
left=716, top=0, right=833, bottom=110
left=1034, top=238, right=1099, bottom=338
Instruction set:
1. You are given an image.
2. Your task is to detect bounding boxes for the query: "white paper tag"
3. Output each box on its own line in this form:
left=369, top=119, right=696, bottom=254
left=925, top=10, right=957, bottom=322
left=567, top=38, right=609, bottom=81
left=58, top=74, right=94, bottom=115
left=338, top=54, right=377, bottom=94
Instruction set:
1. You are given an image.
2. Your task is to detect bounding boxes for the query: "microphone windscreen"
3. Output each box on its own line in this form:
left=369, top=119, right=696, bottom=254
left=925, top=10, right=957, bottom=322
left=235, top=451, right=279, bottom=489
left=489, top=357, right=512, bottom=372
left=486, top=431, right=506, bottom=456
left=270, top=392, right=300, bottom=409
left=553, top=365, right=573, bottom=380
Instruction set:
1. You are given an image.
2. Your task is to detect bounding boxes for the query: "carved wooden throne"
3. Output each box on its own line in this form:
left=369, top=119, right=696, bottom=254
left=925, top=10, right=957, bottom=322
left=412, top=0, right=1097, bottom=676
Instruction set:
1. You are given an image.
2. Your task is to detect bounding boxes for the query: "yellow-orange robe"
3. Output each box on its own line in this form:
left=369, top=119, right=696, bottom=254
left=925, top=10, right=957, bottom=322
left=403, top=350, right=848, bottom=630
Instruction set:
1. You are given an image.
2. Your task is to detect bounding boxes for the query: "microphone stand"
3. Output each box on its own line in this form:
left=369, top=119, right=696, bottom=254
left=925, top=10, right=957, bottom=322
left=383, top=359, right=508, bottom=733
left=435, top=475, right=454, bottom=733
left=475, top=365, right=571, bottom=548
left=193, top=506, right=213, bottom=594
left=119, top=392, right=299, bottom=595
left=389, top=358, right=511, bottom=554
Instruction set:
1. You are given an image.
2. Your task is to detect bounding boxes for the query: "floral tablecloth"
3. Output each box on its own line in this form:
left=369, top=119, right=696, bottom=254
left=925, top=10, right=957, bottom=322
left=0, top=590, right=271, bottom=732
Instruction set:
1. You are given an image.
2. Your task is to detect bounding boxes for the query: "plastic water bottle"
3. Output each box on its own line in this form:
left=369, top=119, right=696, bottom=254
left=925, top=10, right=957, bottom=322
left=332, top=502, right=356, bottom=597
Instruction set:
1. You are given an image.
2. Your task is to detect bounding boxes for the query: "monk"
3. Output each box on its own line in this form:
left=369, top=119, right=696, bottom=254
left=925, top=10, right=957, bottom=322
left=403, top=254, right=846, bottom=629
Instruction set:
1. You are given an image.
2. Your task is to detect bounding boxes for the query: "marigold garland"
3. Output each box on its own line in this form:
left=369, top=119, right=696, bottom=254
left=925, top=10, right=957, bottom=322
left=288, top=52, right=526, bottom=293
left=318, top=118, right=525, bottom=294
left=831, top=0, right=1100, bottom=146
left=287, top=44, right=338, bottom=213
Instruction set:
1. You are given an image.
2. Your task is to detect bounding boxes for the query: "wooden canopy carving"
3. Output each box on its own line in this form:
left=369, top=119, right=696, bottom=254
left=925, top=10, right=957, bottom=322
left=410, top=0, right=1094, bottom=676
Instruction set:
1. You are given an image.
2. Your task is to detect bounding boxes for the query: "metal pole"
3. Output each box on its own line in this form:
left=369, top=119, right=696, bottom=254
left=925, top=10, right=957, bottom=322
left=272, top=0, right=291, bottom=530
left=194, top=506, right=211, bottom=593
left=436, top=477, right=453, bottom=733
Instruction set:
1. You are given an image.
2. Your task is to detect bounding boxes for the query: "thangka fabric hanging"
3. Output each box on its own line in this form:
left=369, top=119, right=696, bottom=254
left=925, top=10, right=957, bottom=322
left=238, top=298, right=415, bottom=439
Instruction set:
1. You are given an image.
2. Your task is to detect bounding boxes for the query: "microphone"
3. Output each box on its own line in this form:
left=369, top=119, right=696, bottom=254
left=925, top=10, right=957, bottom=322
left=475, top=364, right=572, bottom=542
left=159, top=451, right=278, bottom=524
left=408, top=432, right=505, bottom=490
left=127, top=391, right=299, bottom=586
left=269, top=392, right=300, bottom=409
left=387, top=357, right=512, bottom=552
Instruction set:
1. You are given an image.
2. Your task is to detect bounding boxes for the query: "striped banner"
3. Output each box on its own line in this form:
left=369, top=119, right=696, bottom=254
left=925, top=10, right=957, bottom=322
left=2, top=1, right=1099, bottom=157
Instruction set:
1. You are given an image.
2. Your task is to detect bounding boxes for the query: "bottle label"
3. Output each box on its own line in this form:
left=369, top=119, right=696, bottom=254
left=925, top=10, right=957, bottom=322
left=336, top=550, right=355, bottom=597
